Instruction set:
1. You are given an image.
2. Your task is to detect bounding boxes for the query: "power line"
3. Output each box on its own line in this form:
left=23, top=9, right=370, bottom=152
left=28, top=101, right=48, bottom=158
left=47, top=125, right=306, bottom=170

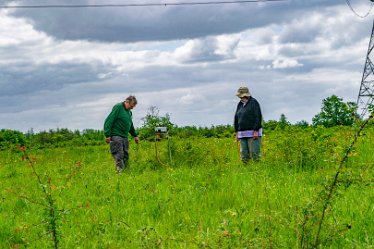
left=345, top=0, right=374, bottom=18
left=0, top=0, right=286, bottom=9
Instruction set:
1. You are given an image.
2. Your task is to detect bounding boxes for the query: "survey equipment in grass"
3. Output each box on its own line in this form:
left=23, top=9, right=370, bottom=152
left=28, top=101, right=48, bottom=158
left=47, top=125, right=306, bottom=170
left=154, top=127, right=172, bottom=166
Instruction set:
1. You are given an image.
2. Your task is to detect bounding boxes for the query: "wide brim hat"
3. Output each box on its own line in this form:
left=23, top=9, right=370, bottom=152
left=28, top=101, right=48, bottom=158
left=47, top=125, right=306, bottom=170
left=236, top=86, right=251, bottom=98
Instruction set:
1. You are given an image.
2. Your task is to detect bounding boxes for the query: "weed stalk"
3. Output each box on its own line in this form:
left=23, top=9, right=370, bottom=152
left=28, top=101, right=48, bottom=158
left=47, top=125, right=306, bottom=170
left=312, top=114, right=373, bottom=248
left=20, top=146, right=59, bottom=249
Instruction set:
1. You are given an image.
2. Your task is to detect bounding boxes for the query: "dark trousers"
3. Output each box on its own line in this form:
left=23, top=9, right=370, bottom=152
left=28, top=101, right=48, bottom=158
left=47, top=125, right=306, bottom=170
left=110, top=136, right=129, bottom=172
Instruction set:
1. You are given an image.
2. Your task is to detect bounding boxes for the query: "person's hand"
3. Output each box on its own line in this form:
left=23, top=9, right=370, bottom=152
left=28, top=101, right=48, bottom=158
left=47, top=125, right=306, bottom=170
left=253, top=131, right=259, bottom=140
left=105, top=137, right=111, bottom=144
left=134, top=136, right=140, bottom=144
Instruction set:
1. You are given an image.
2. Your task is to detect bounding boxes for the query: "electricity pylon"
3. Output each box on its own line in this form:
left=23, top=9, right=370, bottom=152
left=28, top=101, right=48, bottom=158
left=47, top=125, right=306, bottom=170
left=357, top=18, right=374, bottom=117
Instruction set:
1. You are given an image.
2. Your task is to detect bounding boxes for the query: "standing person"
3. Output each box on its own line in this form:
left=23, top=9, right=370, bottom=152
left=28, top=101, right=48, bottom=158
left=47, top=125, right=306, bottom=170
left=104, top=95, right=140, bottom=173
left=234, top=86, right=263, bottom=162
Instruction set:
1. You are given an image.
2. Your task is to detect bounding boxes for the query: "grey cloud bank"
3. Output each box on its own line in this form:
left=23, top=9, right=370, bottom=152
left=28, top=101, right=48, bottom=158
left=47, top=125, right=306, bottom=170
left=0, top=0, right=373, bottom=132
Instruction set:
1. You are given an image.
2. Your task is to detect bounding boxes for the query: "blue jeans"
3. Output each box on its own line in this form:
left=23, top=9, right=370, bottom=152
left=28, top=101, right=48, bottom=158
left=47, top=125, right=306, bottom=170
left=239, top=137, right=261, bottom=162
left=109, top=136, right=129, bottom=172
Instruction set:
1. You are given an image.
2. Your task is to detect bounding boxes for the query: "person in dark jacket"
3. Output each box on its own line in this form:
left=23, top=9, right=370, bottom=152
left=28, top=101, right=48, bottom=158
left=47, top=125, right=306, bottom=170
left=104, top=95, right=140, bottom=173
left=234, top=86, right=263, bottom=162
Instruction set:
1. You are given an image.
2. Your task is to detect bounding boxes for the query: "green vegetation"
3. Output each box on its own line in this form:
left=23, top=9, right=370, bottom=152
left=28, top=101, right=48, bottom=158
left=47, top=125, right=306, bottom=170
left=312, top=95, right=359, bottom=127
left=1, top=95, right=373, bottom=248
left=1, top=123, right=373, bottom=248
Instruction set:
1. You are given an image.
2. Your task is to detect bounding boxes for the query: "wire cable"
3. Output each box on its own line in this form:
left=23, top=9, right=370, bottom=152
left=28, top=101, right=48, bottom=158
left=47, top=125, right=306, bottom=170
left=155, top=132, right=172, bottom=167
left=345, top=0, right=374, bottom=18
left=0, top=0, right=287, bottom=9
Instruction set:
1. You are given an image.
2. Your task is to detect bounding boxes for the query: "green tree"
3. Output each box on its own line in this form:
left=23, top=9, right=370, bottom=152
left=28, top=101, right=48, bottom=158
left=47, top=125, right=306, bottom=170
left=312, top=95, right=358, bottom=127
left=0, top=129, right=26, bottom=149
left=140, top=106, right=174, bottom=139
left=368, top=103, right=374, bottom=116
left=264, top=119, right=279, bottom=130
left=279, top=113, right=290, bottom=130
left=295, top=120, right=309, bottom=128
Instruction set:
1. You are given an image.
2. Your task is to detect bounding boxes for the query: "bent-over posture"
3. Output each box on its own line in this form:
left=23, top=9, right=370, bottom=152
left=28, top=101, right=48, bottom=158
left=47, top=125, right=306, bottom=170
left=104, top=95, right=140, bottom=173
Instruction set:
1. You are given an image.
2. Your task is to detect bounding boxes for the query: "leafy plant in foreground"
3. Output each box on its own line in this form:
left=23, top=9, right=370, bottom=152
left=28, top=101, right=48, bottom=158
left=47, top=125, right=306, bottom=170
left=300, top=114, right=373, bottom=248
left=8, top=146, right=83, bottom=249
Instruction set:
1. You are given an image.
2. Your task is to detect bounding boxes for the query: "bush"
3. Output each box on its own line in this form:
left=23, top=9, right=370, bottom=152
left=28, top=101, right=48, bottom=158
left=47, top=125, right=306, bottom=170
left=0, top=129, right=26, bottom=150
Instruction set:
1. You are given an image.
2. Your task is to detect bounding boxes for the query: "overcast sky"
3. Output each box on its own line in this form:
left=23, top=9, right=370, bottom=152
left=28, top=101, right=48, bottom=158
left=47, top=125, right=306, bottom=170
left=1, top=0, right=373, bottom=132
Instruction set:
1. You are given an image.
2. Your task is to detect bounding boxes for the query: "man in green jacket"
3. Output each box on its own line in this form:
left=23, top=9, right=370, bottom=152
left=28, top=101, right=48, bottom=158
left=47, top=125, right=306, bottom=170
left=104, top=95, right=140, bottom=173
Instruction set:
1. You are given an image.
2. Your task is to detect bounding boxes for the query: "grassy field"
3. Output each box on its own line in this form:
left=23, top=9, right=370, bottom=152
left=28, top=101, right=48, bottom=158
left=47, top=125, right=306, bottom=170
left=0, top=126, right=373, bottom=248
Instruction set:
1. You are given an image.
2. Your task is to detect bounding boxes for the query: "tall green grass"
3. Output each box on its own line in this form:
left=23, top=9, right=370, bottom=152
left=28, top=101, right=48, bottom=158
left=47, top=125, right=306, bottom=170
left=0, top=126, right=373, bottom=248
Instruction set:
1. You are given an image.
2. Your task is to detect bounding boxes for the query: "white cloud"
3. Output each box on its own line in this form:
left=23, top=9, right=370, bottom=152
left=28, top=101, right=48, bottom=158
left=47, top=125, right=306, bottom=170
left=179, top=93, right=203, bottom=105
left=272, top=58, right=303, bottom=69
left=0, top=0, right=373, bottom=132
left=174, top=35, right=240, bottom=63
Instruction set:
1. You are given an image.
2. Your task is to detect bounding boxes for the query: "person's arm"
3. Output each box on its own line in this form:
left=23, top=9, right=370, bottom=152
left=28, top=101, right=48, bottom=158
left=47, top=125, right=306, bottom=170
left=234, top=103, right=241, bottom=140
left=234, top=102, right=240, bottom=132
left=103, top=105, right=119, bottom=143
left=134, top=136, right=140, bottom=144
left=252, top=99, right=262, bottom=140
left=129, top=122, right=139, bottom=144
left=252, top=131, right=259, bottom=140
left=252, top=99, right=262, bottom=132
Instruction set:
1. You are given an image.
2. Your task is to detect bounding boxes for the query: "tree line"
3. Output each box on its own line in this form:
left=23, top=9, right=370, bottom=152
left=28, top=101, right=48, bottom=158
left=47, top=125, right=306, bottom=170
left=1, top=95, right=372, bottom=150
